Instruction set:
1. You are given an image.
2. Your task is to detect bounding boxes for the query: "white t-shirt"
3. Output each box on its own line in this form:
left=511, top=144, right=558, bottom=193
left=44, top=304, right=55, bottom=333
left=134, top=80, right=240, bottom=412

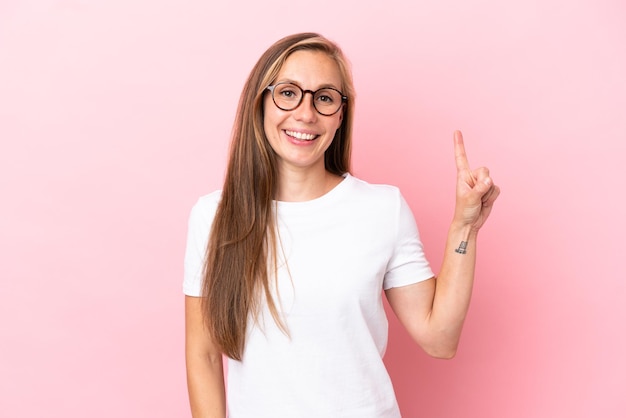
left=184, top=174, right=434, bottom=418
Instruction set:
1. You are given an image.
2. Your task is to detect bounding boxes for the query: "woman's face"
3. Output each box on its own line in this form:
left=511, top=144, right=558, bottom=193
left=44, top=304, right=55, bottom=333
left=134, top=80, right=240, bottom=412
left=263, top=50, right=344, bottom=175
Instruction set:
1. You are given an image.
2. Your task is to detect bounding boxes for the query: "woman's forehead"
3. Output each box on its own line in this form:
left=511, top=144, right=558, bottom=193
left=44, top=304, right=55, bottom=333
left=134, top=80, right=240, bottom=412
left=275, top=50, right=342, bottom=89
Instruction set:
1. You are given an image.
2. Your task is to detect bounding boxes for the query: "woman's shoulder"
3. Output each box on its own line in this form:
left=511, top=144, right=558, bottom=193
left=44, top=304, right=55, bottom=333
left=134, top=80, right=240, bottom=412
left=188, top=190, right=222, bottom=225
left=195, top=189, right=222, bottom=207
left=340, top=175, right=413, bottom=226
left=345, top=174, right=402, bottom=200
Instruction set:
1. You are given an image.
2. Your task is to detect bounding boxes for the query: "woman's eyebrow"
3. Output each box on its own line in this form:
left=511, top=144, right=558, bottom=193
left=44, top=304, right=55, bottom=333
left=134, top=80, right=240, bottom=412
left=275, top=79, right=341, bottom=91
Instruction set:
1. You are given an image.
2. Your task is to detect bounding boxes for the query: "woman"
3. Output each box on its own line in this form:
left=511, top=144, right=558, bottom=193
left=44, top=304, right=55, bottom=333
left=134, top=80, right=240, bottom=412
left=184, top=32, right=499, bottom=417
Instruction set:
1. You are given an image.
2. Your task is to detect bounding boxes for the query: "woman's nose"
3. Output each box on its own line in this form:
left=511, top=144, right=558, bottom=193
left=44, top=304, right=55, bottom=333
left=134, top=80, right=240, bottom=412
left=292, top=92, right=318, bottom=122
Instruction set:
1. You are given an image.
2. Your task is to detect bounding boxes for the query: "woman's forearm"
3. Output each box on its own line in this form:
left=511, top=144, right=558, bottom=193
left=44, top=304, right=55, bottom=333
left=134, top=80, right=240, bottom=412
left=185, top=296, right=227, bottom=418
left=186, top=351, right=226, bottom=418
left=427, top=222, right=479, bottom=357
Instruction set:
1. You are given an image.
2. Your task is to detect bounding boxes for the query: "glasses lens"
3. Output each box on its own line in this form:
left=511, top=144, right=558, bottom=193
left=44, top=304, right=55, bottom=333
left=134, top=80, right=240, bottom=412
left=313, top=89, right=343, bottom=115
left=272, top=83, right=303, bottom=111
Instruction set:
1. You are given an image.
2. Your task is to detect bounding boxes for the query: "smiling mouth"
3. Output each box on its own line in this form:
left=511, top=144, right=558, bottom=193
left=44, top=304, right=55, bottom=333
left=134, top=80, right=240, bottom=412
left=285, top=130, right=318, bottom=141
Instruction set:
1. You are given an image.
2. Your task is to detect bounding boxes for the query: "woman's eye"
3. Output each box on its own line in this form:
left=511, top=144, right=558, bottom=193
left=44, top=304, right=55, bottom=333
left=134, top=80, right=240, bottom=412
left=280, top=89, right=297, bottom=99
left=317, top=94, right=334, bottom=103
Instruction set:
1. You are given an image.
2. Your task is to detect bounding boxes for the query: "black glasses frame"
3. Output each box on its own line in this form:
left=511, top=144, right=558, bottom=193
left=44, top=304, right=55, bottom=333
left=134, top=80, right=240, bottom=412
left=266, top=82, right=347, bottom=116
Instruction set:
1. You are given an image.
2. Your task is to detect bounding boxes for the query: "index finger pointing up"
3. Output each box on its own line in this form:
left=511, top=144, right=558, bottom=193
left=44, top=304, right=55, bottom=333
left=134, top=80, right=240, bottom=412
left=454, top=130, right=471, bottom=172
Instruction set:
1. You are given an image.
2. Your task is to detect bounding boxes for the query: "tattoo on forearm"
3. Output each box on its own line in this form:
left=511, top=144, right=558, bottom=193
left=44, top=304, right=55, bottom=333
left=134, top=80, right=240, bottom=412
left=455, top=241, right=468, bottom=254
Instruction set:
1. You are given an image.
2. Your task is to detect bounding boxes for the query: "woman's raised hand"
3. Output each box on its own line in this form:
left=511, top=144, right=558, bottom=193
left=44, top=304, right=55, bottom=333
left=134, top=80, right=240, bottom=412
left=452, top=130, right=500, bottom=232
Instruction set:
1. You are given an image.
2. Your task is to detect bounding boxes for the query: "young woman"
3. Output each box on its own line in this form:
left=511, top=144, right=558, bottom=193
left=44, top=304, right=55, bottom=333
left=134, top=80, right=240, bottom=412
left=184, top=32, right=499, bottom=418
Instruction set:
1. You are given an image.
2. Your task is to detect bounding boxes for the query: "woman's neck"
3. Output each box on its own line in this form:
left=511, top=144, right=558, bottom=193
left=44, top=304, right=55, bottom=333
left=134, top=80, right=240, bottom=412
left=274, top=167, right=343, bottom=202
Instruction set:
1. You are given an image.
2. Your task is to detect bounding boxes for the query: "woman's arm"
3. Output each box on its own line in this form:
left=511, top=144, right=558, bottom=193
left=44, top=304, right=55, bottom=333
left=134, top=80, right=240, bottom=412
left=386, top=131, right=500, bottom=359
left=185, top=295, right=226, bottom=418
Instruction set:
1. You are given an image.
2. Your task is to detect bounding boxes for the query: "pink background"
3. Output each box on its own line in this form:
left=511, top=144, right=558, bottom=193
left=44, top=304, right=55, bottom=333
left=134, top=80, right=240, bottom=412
left=1, top=0, right=625, bottom=417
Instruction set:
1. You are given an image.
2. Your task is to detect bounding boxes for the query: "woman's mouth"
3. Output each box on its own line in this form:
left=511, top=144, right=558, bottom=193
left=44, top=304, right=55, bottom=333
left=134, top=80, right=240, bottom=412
left=285, top=130, right=318, bottom=141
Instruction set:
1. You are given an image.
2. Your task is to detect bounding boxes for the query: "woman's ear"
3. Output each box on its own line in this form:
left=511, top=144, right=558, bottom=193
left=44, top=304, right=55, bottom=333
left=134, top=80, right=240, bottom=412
left=337, top=104, right=344, bottom=126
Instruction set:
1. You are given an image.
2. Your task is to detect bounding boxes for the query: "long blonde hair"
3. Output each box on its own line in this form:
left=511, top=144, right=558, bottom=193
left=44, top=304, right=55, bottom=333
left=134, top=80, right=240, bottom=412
left=202, top=33, right=355, bottom=360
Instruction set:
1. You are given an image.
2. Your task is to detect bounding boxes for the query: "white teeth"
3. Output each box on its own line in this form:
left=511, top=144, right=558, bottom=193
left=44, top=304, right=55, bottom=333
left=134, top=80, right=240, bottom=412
left=286, top=130, right=317, bottom=141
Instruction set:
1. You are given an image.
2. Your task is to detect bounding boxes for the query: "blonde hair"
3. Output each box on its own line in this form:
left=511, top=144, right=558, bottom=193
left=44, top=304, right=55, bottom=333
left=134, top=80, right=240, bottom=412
left=202, top=33, right=355, bottom=360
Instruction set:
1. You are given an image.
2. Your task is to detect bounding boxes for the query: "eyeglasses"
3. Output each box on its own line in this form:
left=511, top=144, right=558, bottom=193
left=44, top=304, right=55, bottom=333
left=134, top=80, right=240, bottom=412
left=266, top=82, right=347, bottom=116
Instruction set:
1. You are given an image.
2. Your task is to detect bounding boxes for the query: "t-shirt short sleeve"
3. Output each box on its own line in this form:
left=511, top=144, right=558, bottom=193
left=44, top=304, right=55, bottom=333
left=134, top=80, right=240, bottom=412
left=183, top=192, right=220, bottom=297
left=383, top=193, right=434, bottom=289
